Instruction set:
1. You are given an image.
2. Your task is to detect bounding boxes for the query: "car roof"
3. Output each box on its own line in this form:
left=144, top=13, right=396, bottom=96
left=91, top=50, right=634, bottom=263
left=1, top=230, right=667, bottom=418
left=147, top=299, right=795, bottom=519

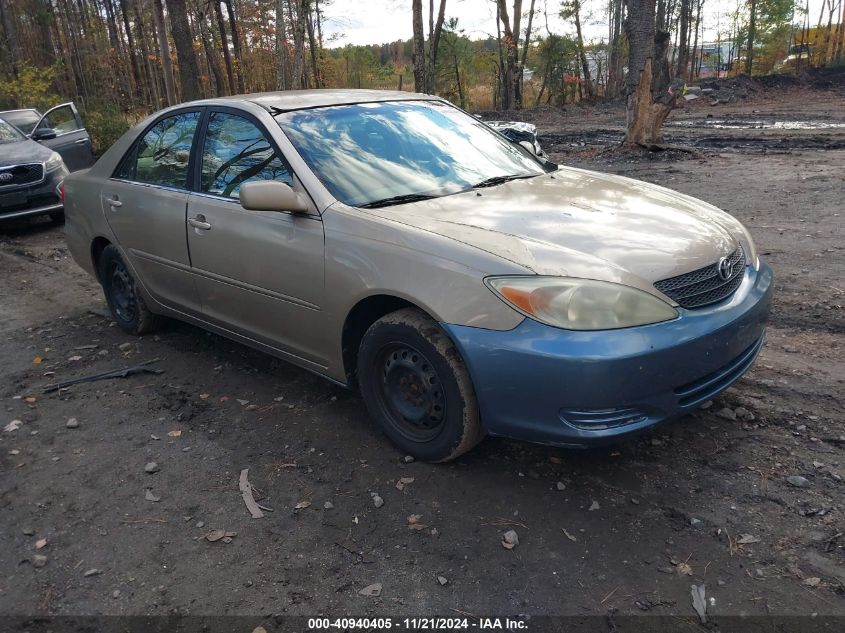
left=180, top=89, right=437, bottom=113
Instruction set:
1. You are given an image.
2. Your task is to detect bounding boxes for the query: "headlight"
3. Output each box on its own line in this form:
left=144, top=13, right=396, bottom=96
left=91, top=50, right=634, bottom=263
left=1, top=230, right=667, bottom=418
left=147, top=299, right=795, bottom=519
left=45, top=152, right=64, bottom=173
left=486, top=276, right=678, bottom=331
left=738, top=226, right=759, bottom=270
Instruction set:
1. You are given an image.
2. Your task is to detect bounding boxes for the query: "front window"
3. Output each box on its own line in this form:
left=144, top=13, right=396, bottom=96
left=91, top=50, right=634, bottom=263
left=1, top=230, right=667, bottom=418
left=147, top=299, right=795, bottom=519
left=276, top=100, right=546, bottom=208
left=0, top=119, right=25, bottom=144
left=201, top=111, right=293, bottom=199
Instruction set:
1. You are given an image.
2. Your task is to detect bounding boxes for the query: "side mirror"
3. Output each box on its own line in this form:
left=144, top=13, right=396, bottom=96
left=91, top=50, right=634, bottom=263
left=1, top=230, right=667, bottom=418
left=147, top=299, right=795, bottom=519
left=239, top=180, right=309, bottom=214
left=32, top=128, right=57, bottom=141
left=518, top=140, right=537, bottom=156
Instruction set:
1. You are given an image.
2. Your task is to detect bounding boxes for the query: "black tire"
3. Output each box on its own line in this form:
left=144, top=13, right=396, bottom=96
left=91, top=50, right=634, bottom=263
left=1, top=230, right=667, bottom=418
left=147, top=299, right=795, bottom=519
left=98, top=244, right=163, bottom=335
left=357, top=308, right=484, bottom=462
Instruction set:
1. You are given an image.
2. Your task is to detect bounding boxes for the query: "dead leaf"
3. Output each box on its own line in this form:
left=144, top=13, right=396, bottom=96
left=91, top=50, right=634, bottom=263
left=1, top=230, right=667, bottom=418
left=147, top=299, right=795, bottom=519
left=35, top=538, right=47, bottom=550
left=295, top=500, right=311, bottom=509
left=205, top=529, right=226, bottom=542
left=199, top=393, right=210, bottom=399
left=562, top=528, right=577, bottom=542
left=407, top=514, right=427, bottom=530
left=395, top=477, right=415, bottom=491
left=3, top=420, right=22, bottom=433
left=737, top=534, right=760, bottom=544
left=33, top=356, right=42, bottom=365
left=167, top=430, right=181, bottom=438
left=502, top=541, right=516, bottom=550
left=68, top=355, right=82, bottom=362
left=803, top=577, right=821, bottom=587
left=676, top=562, right=693, bottom=576
left=24, top=396, right=36, bottom=403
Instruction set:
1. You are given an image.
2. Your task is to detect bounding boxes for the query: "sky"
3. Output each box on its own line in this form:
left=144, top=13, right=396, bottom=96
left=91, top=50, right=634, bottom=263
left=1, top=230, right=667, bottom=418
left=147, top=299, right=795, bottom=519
left=321, top=0, right=828, bottom=48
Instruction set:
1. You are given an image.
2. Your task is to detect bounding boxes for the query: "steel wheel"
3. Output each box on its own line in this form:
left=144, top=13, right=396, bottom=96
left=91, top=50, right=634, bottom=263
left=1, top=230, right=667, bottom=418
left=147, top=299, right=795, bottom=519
left=109, top=259, right=137, bottom=324
left=375, top=343, right=447, bottom=442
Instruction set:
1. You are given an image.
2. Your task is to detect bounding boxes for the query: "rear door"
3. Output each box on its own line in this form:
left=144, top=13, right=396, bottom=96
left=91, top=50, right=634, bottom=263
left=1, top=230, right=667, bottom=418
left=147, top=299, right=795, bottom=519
left=32, top=103, right=95, bottom=171
left=186, top=108, right=327, bottom=364
left=101, top=109, right=203, bottom=315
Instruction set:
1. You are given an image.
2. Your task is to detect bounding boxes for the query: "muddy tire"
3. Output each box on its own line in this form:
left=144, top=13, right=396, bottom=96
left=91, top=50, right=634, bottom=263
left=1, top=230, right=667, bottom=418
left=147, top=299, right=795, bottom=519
left=98, top=244, right=163, bottom=336
left=357, top=308, right=484, bottom=462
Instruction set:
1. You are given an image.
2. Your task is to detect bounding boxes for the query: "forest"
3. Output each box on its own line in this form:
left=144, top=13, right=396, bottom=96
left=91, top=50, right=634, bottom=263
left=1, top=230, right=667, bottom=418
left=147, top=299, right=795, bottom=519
left=0, top=0, right=843, bottom=151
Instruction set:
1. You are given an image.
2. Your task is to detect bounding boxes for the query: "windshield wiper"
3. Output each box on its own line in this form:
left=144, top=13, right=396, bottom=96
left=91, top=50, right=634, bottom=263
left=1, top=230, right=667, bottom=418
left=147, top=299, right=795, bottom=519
left=358, top=193, right=439, bottom=209
left=471, top=173, right=536, bottom=189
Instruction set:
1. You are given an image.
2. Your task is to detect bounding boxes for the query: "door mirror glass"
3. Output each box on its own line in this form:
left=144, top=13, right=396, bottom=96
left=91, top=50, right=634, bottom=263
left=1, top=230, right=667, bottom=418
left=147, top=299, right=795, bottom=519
left=239, top=180, right=309, bottom=213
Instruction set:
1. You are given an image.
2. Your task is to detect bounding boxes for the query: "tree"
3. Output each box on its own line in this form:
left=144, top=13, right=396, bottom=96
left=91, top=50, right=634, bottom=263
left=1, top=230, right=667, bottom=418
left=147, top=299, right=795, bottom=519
left=412, top=0, right=426, bottom=91
left=151, top=0, right=178, bottom=105
left=561, top=0, right=594, bottom=99
left=495, top=0, right=522, bottom=109
left=622, top=0, right=677, bottom=147
left=165, top=0, right=201, bottom=102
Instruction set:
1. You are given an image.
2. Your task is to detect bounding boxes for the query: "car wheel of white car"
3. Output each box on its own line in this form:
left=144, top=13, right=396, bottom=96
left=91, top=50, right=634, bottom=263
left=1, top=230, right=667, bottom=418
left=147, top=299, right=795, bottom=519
left=98, top=245, right=163, bottom=336
left=357, top=308, right=484, bottom=462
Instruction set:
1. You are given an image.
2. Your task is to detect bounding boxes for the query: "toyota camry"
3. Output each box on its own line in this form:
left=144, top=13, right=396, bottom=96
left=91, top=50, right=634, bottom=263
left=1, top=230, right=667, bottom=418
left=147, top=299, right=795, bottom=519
left=63, top=90, right=773, bottom=462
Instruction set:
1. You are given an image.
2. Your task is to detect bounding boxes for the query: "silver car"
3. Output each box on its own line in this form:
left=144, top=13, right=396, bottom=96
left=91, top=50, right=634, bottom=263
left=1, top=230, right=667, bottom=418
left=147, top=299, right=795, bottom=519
left=64, top=90, right=772, bottom=461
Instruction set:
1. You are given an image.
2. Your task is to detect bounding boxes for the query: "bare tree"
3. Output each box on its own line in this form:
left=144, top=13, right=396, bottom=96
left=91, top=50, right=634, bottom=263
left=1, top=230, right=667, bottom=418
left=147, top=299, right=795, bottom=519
left=166, top=0, right=201, bottom=101
left=214, top=0, right=237, bottom=94
left=745, top=0, right=758, bottom=74
left=152, top=0, right=177, bottom=105
left=622, top=0, right=677, bottom=147
left=496, top=0, right=523, bottom=109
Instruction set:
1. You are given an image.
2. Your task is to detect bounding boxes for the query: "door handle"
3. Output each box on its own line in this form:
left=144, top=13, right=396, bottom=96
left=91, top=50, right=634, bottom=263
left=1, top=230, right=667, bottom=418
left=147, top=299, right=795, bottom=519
left=74, top=138, right=89, bottom=145
left=105, top=197, right=122, bottom=209
left=188, top=216, right=212, bottom=230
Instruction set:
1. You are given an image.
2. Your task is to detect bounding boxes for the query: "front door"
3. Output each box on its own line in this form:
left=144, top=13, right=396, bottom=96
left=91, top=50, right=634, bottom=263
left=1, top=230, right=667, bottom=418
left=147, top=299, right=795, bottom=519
left=102, top=109, right=202, bottom=315
left=32, top=103, right=96, bottom=171
left=186, top=110, right=327, bottom=365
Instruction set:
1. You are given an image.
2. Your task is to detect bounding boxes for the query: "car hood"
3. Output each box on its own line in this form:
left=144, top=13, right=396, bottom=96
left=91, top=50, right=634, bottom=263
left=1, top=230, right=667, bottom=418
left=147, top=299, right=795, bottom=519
left=0, top=138, right=55, bottom=167
left=367, top=167, right=742, bottom=289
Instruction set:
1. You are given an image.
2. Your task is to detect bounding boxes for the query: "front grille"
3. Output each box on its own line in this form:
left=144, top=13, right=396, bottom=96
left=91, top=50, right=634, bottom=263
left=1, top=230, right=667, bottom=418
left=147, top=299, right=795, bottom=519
left=0, top=163, right=45, bottom=188
left=654, top=246, right=745, bottom=309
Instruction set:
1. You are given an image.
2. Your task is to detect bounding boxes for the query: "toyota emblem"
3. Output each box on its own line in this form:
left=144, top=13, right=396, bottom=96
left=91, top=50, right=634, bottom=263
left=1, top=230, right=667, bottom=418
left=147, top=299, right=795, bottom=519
left=717, top=256, right=733, bottom=281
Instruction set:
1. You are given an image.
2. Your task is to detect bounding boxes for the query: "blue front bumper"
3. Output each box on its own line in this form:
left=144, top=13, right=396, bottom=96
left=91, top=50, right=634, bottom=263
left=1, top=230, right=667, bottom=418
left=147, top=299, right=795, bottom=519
left=442, top=262, right=773, bottom=447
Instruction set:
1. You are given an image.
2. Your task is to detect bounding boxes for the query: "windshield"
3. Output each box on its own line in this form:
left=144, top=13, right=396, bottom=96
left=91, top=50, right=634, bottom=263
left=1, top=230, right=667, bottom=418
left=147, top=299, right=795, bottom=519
left=276, top=100, right=546, bottom=207
left=0, top=119, right=25, bottom=144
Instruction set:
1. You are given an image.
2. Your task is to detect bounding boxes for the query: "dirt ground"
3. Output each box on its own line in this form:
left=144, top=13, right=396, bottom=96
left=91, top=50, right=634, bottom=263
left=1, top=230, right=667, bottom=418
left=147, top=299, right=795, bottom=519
left=1, top=76, right=844, bottom=625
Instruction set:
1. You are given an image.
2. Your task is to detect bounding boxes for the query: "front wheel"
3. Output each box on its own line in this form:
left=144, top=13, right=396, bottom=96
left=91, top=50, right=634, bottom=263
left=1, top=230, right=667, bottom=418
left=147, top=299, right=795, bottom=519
left=98, top=244, right=163, bottom=335
left=357, top=308, right=484, bottom=462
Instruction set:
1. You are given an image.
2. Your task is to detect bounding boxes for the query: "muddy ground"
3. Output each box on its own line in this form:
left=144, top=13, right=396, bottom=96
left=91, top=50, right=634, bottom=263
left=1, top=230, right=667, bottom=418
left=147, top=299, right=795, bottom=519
left=1, top=76, right=844, bottom=626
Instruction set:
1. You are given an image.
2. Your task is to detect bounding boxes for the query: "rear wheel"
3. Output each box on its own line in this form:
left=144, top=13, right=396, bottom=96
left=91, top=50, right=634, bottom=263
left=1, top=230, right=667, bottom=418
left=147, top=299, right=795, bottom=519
left=357, top=308, right=484, bottom=462
left=98, top=244, right=163, bottom=335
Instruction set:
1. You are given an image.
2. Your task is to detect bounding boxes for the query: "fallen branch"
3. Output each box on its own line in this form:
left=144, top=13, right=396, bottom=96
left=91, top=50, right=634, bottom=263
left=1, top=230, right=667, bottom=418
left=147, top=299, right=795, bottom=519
left=239, top=468, right=264, bottom=519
